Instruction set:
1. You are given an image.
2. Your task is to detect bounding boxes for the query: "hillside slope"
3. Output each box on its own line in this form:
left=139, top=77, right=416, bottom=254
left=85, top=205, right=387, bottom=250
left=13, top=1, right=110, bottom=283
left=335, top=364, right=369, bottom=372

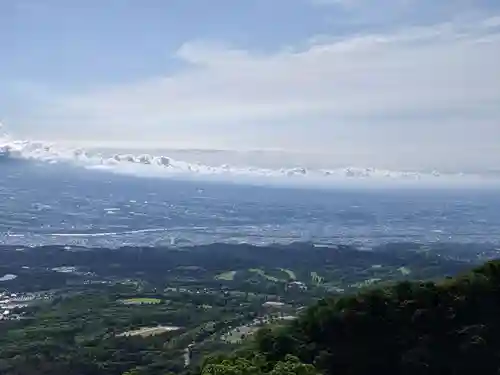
left=203, top=260, right=500, bottom=375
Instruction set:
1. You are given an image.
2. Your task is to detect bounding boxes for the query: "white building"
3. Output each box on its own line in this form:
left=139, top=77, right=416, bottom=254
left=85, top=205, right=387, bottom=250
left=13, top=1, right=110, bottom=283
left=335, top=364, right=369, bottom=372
left=288, top=281, right=308, bottom=291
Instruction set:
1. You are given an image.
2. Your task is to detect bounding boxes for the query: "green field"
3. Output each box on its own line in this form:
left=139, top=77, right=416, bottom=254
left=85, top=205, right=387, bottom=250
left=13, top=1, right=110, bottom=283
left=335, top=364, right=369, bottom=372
left=215, top=271, right=237, bottom=281
left=398, top=266, right=411, bottom=275
left=280, top=268, right=297, bottom=280
left=216, top=268, right=296, bottom=283
left=121, top=298, right=162, bottom=305
left=249, top=268, right=280, bottom=282
left=118, top=325, right=180, bottom=337
left=311, top=272, right=324, bottom=285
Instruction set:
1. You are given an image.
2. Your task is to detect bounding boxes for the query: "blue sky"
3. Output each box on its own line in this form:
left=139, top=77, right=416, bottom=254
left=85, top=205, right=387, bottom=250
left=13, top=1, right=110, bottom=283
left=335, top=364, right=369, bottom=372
left=2, top=0, right=498, bottom=87
left=1, top=0, right=500, bottom=171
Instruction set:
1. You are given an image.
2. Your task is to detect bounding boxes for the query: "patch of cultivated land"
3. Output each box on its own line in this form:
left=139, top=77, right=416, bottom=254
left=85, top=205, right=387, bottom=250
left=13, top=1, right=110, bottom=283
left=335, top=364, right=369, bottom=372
left=399, top=266, right=411, bottom=275
left=249, top=268, right=280, bottom=282
left=121, top=297, right=162, bottom=305
left=215, top=271, right=237, bottom=281
left=118, top=325, right=181, bottom=337
left=311, top=272, right=324, bottom=285
left=280, top=268, right=296, bottom=280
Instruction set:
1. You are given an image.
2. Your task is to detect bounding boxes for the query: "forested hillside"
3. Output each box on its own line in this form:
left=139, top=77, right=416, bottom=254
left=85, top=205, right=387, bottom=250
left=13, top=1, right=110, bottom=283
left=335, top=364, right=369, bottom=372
left=1, top=243, right=497, bottom=375
left=203, top=260, right=500, bottom=375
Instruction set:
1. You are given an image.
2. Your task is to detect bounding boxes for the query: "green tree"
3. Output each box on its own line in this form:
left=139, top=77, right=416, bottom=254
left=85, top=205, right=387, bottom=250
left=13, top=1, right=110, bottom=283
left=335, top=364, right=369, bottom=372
left=270, top=355, right=320, bottom=375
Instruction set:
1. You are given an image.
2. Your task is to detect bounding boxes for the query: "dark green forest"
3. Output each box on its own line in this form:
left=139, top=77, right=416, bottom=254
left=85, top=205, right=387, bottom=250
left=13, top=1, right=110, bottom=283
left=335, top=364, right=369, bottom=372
left=207, top=260, right=500, bottom=375
left=1, top=243, right=500, bottom=375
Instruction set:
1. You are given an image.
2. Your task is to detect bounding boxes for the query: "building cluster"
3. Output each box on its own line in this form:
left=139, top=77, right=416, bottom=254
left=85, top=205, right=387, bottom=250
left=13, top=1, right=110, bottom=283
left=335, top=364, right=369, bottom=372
left=287, top=281, right=308, bottom=291
left=0, top=291, right=50, bottom=321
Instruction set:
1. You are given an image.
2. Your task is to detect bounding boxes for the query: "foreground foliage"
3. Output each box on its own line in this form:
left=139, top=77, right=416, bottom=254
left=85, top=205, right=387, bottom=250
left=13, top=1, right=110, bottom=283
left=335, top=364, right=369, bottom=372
left=207, top=260, right=500, bottom=375
left=202, top=355, right=319, bottom=375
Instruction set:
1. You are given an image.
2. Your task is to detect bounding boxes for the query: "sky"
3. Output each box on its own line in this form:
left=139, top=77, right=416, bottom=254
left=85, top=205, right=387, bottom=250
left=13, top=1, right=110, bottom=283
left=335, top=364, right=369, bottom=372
left=1, top=0, right=500, bottom=171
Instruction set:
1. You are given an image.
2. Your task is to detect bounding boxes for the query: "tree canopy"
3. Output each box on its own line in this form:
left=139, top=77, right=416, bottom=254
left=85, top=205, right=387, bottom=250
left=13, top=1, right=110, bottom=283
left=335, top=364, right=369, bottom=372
left=206, top=260, right=500, bottom=375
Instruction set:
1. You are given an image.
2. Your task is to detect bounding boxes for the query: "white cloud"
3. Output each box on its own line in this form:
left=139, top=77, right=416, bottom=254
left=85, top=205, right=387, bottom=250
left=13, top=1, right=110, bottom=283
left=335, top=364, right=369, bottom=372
left=13, top=17, right=500, bottom=171
left=309, top=0, right=498, bottom=31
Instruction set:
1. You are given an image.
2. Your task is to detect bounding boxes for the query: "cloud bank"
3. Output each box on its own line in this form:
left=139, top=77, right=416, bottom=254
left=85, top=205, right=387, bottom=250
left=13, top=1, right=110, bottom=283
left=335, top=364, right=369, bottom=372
left=10, top=17, right=500, bottom=171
